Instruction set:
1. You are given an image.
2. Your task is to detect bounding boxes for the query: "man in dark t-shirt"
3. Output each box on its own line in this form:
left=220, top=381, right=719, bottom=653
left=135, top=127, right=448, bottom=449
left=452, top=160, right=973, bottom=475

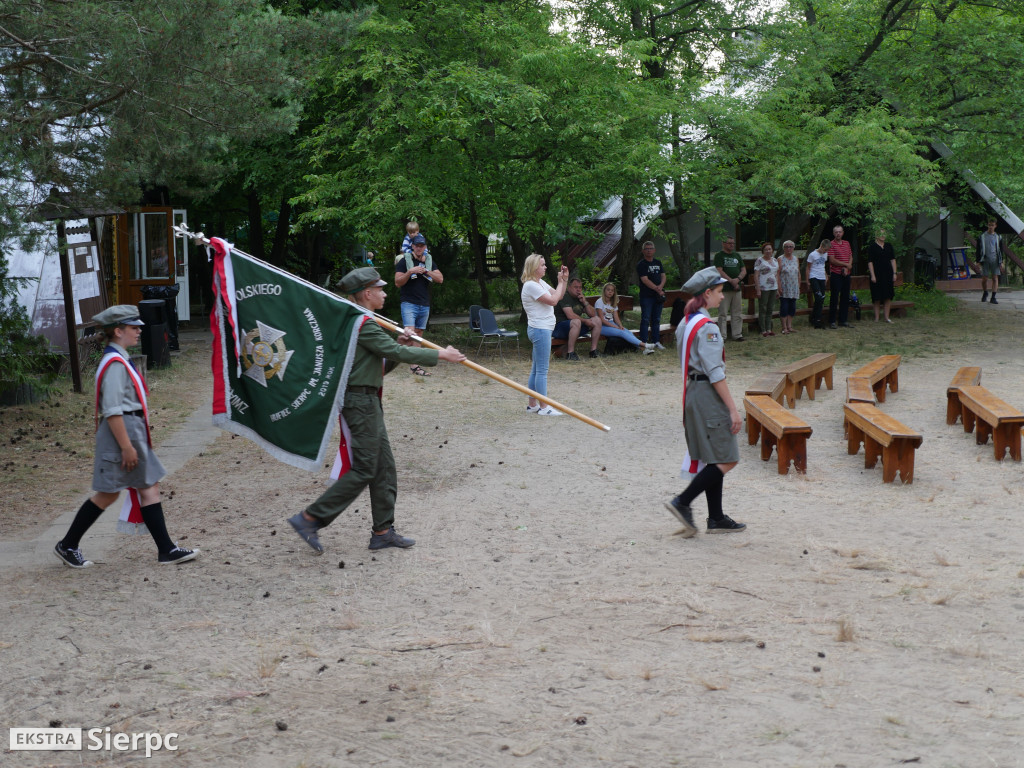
left=553, top=278, right=603, bottom=360
left=636, top=241, right=666, bottom=348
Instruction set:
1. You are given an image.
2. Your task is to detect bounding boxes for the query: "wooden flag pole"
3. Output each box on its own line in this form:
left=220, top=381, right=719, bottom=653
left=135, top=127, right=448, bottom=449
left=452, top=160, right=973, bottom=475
left=369, top=312, right=610, bottom=432
left=173, top=225, right=610, bottom=432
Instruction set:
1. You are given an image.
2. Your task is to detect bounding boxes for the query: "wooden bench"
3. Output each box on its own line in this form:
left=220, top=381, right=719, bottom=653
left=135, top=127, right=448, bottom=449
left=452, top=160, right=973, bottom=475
left=843, top=402, right=923, bottom=484
left=846, top=376, right=876, bottom=405
left=946, top=367, right=981, bottom=425
left=956, top=385, right=1024, bottom=461
left=745, top=372, right=788, bottom=405
left=744, top=395, right=813, bottom=474
left=849, top=355, right=901, bottom=403
left=776, top=353, right=836, bottom=408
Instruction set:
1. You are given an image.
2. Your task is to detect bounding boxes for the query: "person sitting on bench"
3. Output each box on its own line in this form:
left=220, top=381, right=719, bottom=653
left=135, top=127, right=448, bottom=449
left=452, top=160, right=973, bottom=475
left=594, top=282, right=656, bottom=355
left=554, top=278, right=603, bottom=360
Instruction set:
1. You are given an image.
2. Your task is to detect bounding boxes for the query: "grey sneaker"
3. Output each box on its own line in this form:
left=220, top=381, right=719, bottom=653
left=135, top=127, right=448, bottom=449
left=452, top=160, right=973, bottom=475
left=565, top=351, right=581, bottom=361
left=159, top=546, right=200, bottom=564
left=54, top=542, right=93, bottom=569
left=288, top=513, right=325, bottom=554
left=642, top=344, right=656, bottom=355
left=654, top=342, right=666, bottom=350
left=369, top=526, right=415, bottom=550
left=665, top=496, right=697, bottom=538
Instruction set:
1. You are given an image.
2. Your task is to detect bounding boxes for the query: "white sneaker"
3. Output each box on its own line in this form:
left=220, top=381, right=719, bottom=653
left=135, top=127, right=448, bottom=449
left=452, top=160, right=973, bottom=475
left=654, top=342, right=666, bottom=350
left=526, top=404, right=542, bottom=413
left=537, top=406, right=563, bottom=416
left=642, top=345, right=656, bottom=355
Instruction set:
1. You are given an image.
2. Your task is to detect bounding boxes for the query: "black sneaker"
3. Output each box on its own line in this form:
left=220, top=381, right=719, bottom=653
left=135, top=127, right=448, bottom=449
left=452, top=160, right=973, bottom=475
left=981, top=292, right=988, bottom=302
left=706, top=515, right=747, bottom=533
left=990, top=295, right=998, bottom=304
left=588, top=350, right=603, bottom=359
left=368, top=526, right=415, bottom=550
left=829, top=323, right=837, bottom=329
left=159, top=546, right=199, bottom=564
left=565, top=351, right=581, bottom=361
left=54, top=542, right=93, bottom=569
left=288, top=512, right=325, bottom=554
left=664, top=496, right=697, bottom=538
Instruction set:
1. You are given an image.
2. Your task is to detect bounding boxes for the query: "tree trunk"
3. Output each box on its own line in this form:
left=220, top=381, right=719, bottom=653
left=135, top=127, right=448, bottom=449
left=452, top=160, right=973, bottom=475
left=469, top=200, right=490, bottom=307
left=506, top=224, right=528, bottom=282
left=269, top=197, right=292, bottom=267
left=246, top=186, right=265, bottom=261
left=780, top=213, right=812, bottom=250
left=617, top=195, right=637, bottom=288
left=900, top=212, right=918, bottom=283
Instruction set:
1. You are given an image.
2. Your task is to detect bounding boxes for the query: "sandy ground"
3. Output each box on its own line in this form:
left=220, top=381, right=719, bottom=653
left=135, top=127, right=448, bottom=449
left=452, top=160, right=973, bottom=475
left=2, top=296, right=1023, bottom=767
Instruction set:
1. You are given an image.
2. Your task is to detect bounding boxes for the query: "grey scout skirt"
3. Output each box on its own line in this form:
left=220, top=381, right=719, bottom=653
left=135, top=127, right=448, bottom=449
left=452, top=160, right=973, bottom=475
left=92, top=414, right=166, bottom=492
left=683, top=380, right=739, bottom=465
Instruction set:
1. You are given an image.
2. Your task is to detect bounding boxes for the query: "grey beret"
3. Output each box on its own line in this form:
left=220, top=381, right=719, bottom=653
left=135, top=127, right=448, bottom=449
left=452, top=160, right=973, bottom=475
left=337, top=267, right=387, bottom=294
left=682, top=266, right=728, bottom=295
left=93, top=305, right=144, bottom=327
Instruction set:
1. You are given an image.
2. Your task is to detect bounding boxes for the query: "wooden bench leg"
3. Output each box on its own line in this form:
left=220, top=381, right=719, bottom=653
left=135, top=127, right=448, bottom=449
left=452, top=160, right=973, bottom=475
left=889, top=369, right=899, bottom=394
left=746, top=414, right=760, bottom=446
left=785, top=434, right=808, bottom=474
left=801, top=376, right=815, bottom=401
left=823, top=367, right=833, bottom=391
left=873, top=380, right=887, bottom=404
left=864, top=436, right=881, bottom=470
left=761, top=429, right=776, bottom=462
left=782, top=381, right=796, bottom=409
left=946, top=393, right=961, bottom=425
left=962, top=406, right=975, bottom=434
left=992, top=424, right=1020, bottom=461
left=975, top=419, right=992, bottom=447
left=883, top=439, right=915, bottom=483
left=847, top=423, right=864, bottom=455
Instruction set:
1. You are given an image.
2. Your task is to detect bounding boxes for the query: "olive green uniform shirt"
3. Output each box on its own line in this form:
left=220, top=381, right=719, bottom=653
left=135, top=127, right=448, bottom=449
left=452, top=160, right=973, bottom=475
left=347, top=317, right=439, bottom=387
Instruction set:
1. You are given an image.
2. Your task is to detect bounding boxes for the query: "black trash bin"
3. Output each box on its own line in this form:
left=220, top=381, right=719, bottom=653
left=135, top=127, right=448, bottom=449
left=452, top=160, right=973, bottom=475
left=140, top=284, right=181, bottom=350
left=137, top=299, right=170, bottom=369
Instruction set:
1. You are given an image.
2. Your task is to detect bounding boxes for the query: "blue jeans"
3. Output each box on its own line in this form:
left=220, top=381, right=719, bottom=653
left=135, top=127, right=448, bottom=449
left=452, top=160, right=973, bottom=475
left=600, top=325, right=641, bottom=346
left=400, top=302, right=430, bottom=330
left=639, top=296, right=664, bottom=344
left=526, top=326, right=552, bottom=397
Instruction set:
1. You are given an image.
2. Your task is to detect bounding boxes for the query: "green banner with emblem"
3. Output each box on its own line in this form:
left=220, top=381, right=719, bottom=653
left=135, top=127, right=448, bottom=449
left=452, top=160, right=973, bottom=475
left=209, top=237, right=367, bottom=471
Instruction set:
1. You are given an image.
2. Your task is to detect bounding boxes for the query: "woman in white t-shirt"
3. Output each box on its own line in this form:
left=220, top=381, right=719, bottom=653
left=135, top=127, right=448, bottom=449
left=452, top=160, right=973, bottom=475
left=520, top=254, right=569, bottom=415
left=594, top=283, right=656, bottom=354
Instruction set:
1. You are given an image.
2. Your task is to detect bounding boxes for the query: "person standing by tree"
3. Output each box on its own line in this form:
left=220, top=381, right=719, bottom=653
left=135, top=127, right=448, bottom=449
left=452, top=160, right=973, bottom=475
left=868, top=229, right=898, bottom=322
left=828, top=225, right=854, bottom=329
left=979, top=219, right=1003, bottom=304
left=636, top=241, right=667, bottom=350
left=777, top=240, right=801, bottom=334
left=395, top=233, right=444, bottom=376
left=713, top=236, right=746, bottom=341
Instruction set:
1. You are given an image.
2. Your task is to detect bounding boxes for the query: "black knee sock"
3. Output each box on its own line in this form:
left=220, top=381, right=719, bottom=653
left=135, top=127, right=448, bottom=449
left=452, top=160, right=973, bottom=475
left=678, top=464, right=724, bottom=507
left=140, top=503, right=175, bottom=555
left=61, top=499, right=105, bottom=549
left=705, top=471, right=725, bottom=520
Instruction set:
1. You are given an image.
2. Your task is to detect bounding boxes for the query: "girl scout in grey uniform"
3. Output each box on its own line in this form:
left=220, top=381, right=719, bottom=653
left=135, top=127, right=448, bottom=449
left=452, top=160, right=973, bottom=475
left=666, top=268, right=746, bottom=536
left=54, top=305, right=199, bottom=568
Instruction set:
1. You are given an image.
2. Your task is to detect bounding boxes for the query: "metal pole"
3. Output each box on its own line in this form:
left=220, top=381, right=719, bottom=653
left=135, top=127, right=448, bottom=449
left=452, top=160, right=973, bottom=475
left=56, top=220, right=83, bottom=394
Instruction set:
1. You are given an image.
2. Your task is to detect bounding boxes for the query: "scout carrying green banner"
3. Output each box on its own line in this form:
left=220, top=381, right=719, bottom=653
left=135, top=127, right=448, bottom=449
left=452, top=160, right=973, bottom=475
left=209, top=237, right=367, bottom=471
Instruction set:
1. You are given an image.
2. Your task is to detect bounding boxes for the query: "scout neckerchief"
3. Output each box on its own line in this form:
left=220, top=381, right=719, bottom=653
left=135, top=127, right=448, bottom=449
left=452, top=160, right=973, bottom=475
left=95, top=345, right=152, bottom=534
left=678, top=312, right=713, bottom=475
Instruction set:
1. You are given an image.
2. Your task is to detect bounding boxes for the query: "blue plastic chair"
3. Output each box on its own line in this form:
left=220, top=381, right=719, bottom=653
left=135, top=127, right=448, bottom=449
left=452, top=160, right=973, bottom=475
left=477, top=308, right=519, bottom=359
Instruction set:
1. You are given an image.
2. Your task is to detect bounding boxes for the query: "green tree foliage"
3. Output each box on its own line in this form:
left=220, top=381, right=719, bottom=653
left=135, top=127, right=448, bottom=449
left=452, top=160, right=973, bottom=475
left=297, top=0, right=664, bottom=304
left=0, top=0, right=343, bottom=235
